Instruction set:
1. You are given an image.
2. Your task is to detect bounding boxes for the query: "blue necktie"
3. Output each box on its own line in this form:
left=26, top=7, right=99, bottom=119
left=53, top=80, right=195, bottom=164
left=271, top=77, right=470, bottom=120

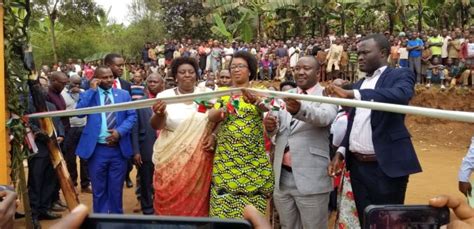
left=104, top=91, right=116, bottom=129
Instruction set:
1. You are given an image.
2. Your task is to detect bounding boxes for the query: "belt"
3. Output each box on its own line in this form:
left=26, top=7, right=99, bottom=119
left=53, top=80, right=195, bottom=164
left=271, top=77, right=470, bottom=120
left=97, top=143, right=117, bottom=148
left=351, top=152, right=377, bottom=162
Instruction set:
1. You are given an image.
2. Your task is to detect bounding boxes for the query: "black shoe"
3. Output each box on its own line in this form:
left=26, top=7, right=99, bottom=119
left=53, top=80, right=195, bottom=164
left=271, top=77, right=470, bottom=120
left=53, top=200, right=67, bottom=208
left=50, top=203, right=67, bottom=212
left=32, top=218, right=42, bottom=229
left=38, top=211, right=61, bottom=220
left=125, top=177, right=133, bottom=188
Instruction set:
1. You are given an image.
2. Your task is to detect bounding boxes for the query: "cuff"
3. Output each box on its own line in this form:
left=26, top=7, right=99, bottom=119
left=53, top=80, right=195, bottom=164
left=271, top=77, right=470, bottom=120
left=292, top=102, right=308, bottom=120
left=459, top=169, right=472, bottom=182
left=353, top=90, right=361, bottom=100
left=338, top=146, right=346, bottom=157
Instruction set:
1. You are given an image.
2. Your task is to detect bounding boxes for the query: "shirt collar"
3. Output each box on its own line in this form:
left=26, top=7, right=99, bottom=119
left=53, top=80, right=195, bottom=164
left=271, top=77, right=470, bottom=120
left=297, top=83, right=318, bottom=94
left=366, top=65, right=387, bottom=79
left=98, top=86, right=112, bottom=95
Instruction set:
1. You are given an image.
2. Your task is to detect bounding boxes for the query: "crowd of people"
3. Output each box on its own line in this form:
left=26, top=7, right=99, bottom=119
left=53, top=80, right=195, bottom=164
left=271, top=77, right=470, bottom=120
left=20, top=28, right=474, bottom=229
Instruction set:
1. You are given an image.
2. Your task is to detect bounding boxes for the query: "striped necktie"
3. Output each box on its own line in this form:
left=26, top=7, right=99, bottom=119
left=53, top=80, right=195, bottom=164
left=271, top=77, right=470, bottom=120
left=104, top=91, right=116, bottom=129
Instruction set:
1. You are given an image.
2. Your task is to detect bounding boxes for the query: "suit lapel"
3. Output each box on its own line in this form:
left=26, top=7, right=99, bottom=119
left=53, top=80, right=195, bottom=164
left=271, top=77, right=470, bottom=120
left=374, top=67, right=392, bottom=89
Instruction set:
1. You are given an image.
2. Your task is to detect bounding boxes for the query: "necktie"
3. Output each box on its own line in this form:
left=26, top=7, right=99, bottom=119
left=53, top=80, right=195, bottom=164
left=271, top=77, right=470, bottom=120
left=113, top=79, right=117, bottom=88
left=104, top=91, right=116, bottom=129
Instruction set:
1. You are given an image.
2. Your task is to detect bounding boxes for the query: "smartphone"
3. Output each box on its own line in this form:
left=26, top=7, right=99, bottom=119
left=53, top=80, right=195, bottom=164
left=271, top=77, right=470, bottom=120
left=364, top=205, right=449, bottom=229
left=81, top=214, right=252, bottom=229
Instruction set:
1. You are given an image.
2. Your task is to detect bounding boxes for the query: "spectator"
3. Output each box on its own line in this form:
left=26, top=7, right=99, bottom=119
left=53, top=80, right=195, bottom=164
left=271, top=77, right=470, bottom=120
left=407, top=32, right=424, bottom=83
left=61, top=75, right=91, bottom=193
left=426, top=57, right=445, bottom=89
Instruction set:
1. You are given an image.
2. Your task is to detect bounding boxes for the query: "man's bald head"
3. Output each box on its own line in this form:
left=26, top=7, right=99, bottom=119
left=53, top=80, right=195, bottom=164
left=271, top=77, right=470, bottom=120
left=294, top=56, right=320, bottom=90
left=49, top=71, right=69, bottom=93
left=69, top=75, right=82, bottom=84
left=146, top=73, right=164, bottom=95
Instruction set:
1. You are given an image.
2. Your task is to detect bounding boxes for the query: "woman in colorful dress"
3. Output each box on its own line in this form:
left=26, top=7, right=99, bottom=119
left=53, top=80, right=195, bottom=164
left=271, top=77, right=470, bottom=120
left=208, top=51, right=274, bottom=218
left=150, top=57, right=214, bottom=216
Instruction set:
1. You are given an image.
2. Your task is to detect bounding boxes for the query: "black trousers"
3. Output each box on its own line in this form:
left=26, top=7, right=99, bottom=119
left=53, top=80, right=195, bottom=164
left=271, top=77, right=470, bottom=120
left=64, top=126, right=90, bottom=188
left=348, top=158, right=408, bottom=226
left=138, top=161, right=154, bottom=214
left=28, top=156, right=58, bottom=218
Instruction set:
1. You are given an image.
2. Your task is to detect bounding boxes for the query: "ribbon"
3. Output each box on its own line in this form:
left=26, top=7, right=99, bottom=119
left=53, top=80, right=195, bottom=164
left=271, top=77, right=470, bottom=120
left=26, top=88, right=474, bottom=123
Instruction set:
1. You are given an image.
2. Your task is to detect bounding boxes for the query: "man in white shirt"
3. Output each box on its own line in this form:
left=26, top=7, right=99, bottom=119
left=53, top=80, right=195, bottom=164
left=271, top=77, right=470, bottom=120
left=326, top=34, right=422, bottom=225
left=61, top=76, right=91, bottom=193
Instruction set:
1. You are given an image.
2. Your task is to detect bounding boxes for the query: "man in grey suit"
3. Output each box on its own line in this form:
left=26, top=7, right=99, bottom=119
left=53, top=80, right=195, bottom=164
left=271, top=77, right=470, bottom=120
left=264, top=56, right=337, bottom=229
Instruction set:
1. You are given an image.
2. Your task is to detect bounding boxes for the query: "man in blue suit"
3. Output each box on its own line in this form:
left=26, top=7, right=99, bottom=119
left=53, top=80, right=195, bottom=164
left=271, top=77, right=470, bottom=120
left=327, top=33, right=422, bottom=225
left=75, top=66, right=136, bottom=213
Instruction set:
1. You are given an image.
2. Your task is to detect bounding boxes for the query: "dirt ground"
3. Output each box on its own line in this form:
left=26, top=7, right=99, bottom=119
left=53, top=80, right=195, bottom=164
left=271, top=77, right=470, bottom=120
left=14, top=87, right=474, bottom=228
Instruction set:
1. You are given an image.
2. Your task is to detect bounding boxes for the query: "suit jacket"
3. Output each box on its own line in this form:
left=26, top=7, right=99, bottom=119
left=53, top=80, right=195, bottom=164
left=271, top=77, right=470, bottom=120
left=119, top=78, right=131, bottom=95
left=269, top=84, right=337, bottom=195
left=75, top=87, right=137, bottom=160
left=131, top=105, right=156, bottom=162
left=341, top=67, right=422, bottom=178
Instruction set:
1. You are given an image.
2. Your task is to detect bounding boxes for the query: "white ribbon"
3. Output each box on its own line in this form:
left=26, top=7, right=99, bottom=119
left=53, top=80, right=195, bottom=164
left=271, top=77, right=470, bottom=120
left=27, top=88, right=474, bottom=123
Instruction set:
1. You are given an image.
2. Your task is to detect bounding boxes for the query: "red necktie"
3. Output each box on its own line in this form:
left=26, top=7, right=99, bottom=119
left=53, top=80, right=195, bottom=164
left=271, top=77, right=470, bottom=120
left=113, top=79, right=117, bottom=88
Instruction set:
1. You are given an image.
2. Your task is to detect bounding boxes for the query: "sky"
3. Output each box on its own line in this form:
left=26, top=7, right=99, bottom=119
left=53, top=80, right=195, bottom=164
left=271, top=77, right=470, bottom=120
left=94, top=0, right=132, bottom=26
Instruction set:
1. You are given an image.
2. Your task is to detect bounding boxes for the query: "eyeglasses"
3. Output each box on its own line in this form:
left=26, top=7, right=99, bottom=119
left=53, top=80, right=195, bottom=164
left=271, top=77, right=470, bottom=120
left=230, top=64, right=248, bottom=70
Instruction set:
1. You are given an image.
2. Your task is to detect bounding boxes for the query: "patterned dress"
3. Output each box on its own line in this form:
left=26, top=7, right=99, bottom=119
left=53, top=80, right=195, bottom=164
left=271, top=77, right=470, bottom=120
left=209, top=95, right=274, bottom=218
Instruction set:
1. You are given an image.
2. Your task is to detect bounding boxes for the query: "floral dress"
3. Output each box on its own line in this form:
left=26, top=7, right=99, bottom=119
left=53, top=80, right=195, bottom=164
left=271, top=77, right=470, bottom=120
left=209, top=95, right=274, bottom=218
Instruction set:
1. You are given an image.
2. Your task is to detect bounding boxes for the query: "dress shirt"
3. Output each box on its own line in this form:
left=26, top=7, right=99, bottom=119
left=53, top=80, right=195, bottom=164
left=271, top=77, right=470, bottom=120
left=339, top=65, right=387, bottom=156
left=459, top=136, right=474, bottom=182
left=61, top=89, right=86, bottom=127
left=114, top=78, right=122, bottom=89
left=330, top=109, right=348, bottom=147
left=97, top=87, right=115, bottom=144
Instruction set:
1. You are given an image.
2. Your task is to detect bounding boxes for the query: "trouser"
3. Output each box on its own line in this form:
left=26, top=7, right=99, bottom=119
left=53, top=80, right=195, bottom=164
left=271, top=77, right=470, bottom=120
left=138, top=161, right=155, bottom=214
left=28, top=155, right=58, bottom=218
left=273, top=169, right=329, bottom=229
left=64, top=126, right=90, bottom=188
left=326, top=59, right=340, bottom=72
left=409, top=56, right=422, bottom=83
left=348, top=157, right=408, bottom=226
left=462, top=69, right=474, bottom=86
left=88, top=144, right=127, bottom=213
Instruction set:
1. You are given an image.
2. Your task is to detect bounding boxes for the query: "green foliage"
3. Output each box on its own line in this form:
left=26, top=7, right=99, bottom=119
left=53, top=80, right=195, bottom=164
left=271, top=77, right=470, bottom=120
left=26, top=0, right=472, bottom=66
left=4, top=0, right=35, bottom=227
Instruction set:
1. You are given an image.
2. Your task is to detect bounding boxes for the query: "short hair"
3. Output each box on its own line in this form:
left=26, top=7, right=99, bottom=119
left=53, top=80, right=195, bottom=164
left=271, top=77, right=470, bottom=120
left=170, top=57, right=200, bottom=79
left=94, top=65, right=111, bottom=77
left=299, top=55, right=320, bottom=70
left=104, top=53, right=122, bottom=66
left=279, top=81, right=297, bottom=91
left=50, top=71, right=67, bottom=81
left=230, top=51, right=258, bottom=81
left=360, top=33, right=390, bottom=57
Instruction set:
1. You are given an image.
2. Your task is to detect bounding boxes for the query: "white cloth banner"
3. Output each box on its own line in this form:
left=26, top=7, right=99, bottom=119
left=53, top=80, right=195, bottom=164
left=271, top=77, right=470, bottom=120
left=27, top=88, right=474, bottom=123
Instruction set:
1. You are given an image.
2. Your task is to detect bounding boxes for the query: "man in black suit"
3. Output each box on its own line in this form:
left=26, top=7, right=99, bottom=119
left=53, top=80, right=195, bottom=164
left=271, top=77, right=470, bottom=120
left=104, top=53, right=133, bottom=188
left=132, top=73, right=164, bottom=214
left=28, top=86, right=65, bottom=227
